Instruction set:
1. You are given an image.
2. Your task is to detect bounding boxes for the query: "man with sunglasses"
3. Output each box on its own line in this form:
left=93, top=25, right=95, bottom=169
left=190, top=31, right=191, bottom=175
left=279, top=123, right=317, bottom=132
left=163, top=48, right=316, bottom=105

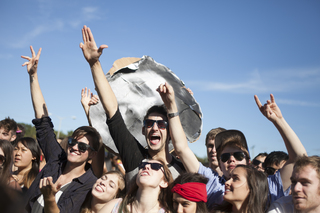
left=80, top=25, right=185, bottom=189
left=164, top=89, right=307, bottom=210
left=21, top=46, right=101, bottom=213
left=251, top=152, right=268, bottom=172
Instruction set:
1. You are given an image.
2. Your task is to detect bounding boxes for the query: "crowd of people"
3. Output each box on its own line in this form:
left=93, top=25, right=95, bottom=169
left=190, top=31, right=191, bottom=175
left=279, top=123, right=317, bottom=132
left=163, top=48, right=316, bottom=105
left=0, top=25, right=319, bottom=213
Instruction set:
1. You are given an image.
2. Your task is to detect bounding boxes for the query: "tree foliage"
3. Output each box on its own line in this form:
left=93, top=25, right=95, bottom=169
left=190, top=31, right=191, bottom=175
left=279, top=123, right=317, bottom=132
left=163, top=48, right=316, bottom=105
left=18, top=122, right=72, bottom=139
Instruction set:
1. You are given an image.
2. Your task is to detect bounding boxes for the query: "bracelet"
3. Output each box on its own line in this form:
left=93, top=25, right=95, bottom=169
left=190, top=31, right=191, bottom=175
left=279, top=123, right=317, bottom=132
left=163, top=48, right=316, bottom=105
left=168, top=112, right=179, bottom=118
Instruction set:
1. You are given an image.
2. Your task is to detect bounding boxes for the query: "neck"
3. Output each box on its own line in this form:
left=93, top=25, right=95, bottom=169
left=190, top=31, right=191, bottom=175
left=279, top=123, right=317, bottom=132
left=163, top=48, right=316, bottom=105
left=232, top=200, right=248, bottom=213
left=90, top=197, right=106, bottom=213
left=149, top=144, right=172, bottom=165
left=17, top=163, right=33, bottom=175
left=133, top=187, right=161, bottom=213
left=63, top=161, right=87, bottom=177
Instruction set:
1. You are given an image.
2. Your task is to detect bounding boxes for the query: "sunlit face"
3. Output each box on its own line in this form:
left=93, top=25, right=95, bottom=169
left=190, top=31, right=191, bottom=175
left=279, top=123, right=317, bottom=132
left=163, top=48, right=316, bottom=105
left=0, top=127, right=15, bottom=142
left=92, top=173, right=120, bottom=202
left=173, top=193, right=197, bottom=213
left=219, top=146, right=247, bottom=180
left=291, top=165, right=320, bottom=212
left=224, top=167, right=250, bottom=206
left=136, top=160, right=168, bottom=189
left=206, top=139, right=218, bottom=169
left=142, top=113, right=169, bottom=155
left=67, top=135, right=93, bottom=164
left=14, top=142, right=34, bottom=170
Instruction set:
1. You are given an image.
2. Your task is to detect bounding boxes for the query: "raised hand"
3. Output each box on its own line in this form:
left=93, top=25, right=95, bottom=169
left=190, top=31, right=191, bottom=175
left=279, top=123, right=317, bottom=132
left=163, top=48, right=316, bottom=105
left=157, top=82, right=176, bottom=111
left=39, top=177, right=60, bottom=199
left=254, top=94, right=283, bottom=123
left=79, top=25, right=108, bottom=66
left=21, top=46, right=42, bottom=75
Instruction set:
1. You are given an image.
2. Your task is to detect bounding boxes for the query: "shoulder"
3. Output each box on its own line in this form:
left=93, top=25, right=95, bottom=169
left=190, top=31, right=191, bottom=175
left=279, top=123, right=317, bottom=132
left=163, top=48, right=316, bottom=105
left=268, top=195, right=294, bottom=213
left=100, top=198, right=123, bottom=213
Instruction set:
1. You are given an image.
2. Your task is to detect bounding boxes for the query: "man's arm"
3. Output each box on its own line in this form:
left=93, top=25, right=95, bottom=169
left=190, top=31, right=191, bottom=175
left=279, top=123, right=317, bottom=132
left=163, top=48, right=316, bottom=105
left=81, top=87, right=99, bottom=126
left=21, top=46, right=48, bottom=119
left=157, top=82, right=200, bottom=173
left=254, top=94, right=307, bottom=191
left=80, top=25, right=117, bottom=119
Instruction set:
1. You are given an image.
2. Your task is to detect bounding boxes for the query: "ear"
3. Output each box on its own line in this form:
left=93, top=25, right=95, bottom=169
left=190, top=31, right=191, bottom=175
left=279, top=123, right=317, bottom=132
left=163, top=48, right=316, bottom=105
left=88, top=150, right=97, bottom=160
left=142, top=126, right=145, bottom=135
left=159, top=179, right=169, bottom=189
left=32, top=156, right=36, bottom=161
left=10, top=134, right=16, bottom=142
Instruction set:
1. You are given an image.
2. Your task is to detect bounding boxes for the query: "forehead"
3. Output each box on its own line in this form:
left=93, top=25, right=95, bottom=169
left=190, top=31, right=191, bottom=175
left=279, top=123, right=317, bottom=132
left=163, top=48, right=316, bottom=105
left=233, top=166, right=246, bottom=174
left=221, top=145, right=243, bottom=153
left=103, top=173, right=120, bottom=183
left=173, top=193, right=196, bottom=202
left=76, top=135, right=90, bottom=145
left=293, top=165, right=319, bottom=182
left=255, top=155, right=266, bottom=162
left=207, top=139, right=215, bottom=146
left=0, top=127, right=10, bottom=134
left=15, top=141, right=27, bottom=148
left=146, top=112, right=167, bottom=121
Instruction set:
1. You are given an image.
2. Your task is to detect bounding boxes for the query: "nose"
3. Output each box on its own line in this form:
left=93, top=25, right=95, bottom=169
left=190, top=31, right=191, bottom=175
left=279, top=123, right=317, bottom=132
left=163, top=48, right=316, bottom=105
left=225, top=179, right=231, bottom=186
left=176, top=204, right=183, bottom=213
left=293, top=182, right=302, bottom=193
left=228, top=155, right=236, bottom=162
left=151, top=122, right=159, bottom=130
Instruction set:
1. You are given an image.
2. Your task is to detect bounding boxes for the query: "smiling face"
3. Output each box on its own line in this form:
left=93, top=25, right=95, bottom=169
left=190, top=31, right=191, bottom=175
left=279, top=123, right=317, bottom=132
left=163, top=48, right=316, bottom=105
left=67, top=135, right=93, bottom=164
left=173, top=193, right=197, bottom=213
left=219, top=146, right=248, bottom=180
left=13, top=142, right=34, bottom=170
left=223, top=167, right=250, bottom=207
left=291, top=165, right=320, bottom=212
left=136, top=160, right=168, bottom=189
left=142, top=113, right=169, bottom=155
left=92, top=173, right=121, bottom=202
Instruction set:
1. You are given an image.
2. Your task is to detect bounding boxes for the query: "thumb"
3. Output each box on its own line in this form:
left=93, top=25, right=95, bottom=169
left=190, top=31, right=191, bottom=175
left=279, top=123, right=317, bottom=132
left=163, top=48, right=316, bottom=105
left=79, top=42, right=84, bottom=48
left=98, top=44, right=108, bottom=54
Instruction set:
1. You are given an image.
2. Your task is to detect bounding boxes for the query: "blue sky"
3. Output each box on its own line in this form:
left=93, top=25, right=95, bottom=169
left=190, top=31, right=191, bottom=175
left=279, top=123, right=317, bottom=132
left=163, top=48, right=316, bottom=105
left=1, top=0, right=319, bottom=158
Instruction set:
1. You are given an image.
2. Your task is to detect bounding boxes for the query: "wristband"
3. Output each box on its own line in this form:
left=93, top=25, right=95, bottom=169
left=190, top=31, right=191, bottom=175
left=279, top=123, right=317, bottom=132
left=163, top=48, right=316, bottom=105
left=168, top=112, right=179, bottom=118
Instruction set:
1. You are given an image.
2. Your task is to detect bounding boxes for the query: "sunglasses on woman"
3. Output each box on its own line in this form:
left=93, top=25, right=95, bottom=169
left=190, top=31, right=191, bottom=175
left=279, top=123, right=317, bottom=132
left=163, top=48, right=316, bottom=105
left=138, top=161, right=168, bottom=180
left=0, top=155, right=6, bottom=166
left=67, top=138, right=95, bottom=153
left=252, top=159, right=264, bottom=167
left=220, top=151, right=246, bottom=163
left=143, top=119, right=168, bottom=130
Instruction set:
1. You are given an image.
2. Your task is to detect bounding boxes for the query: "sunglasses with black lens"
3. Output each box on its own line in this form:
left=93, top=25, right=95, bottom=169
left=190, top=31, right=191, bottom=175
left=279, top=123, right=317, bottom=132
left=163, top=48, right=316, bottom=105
left=264, top=167, right=277, bottom=176
left=252, top=159, right=263, bottom=166
left=67, top=138, right=95, bottom=153
left=0, top=155, right=6, bottom=166
left=220, top=152, right=246, bottom=163
left=143, top=119, right=168, bottom=130
left=139, top=162, right=164, bottom=170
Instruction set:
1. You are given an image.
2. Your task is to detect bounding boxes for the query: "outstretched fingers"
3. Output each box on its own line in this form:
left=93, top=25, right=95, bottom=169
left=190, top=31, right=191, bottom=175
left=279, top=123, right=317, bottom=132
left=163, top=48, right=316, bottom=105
left=270, top=93, right=275, bottom=103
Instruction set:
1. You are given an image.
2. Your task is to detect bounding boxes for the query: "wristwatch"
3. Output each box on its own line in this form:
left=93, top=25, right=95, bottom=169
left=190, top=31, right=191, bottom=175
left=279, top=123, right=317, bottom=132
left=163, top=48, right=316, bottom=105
left=168, top=112, right=179, bottom=118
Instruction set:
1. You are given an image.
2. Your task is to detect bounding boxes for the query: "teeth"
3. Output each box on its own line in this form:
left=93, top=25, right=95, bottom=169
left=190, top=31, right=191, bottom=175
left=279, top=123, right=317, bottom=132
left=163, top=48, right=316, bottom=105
left=95, top=185, right=104, bottom=192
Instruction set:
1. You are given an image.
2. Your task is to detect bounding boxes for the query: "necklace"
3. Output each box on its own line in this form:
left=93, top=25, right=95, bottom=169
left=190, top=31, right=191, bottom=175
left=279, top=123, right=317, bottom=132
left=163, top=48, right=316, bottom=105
left=132, top=200, right=159, bottom=213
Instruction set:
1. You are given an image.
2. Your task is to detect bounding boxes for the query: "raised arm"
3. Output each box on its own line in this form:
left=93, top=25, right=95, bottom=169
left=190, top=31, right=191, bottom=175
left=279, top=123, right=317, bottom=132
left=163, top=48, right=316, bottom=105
left=157, top=82, right=200, bottom=173
left=254, top=94, right=307, bottom=191
left=21, top=46, right=48, bottom=119
left=80, top=25, right=118, bottom=118
left=81, top=87, right=99, bottom=126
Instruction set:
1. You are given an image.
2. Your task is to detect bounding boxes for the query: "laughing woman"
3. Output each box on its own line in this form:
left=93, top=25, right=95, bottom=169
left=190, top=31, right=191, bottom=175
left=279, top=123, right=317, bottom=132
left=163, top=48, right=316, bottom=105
left=212, top=165, right=268, bottom=213
left=13, top=137, right=41, bottom=192
left=99, top=159, right=173, bottom=213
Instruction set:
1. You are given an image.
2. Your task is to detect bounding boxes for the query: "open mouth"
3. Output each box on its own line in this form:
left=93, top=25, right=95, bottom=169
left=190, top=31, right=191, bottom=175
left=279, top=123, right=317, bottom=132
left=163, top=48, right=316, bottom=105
left=149, top=135, right=160, bottom=145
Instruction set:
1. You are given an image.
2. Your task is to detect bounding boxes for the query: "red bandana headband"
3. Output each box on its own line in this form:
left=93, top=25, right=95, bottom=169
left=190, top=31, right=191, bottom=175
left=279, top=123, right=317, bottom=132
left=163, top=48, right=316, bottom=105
left=171, top=182, right=207, bottom=202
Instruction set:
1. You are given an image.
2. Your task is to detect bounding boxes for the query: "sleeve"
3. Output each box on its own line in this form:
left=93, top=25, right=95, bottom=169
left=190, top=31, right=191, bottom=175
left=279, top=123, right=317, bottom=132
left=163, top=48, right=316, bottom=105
left=32, top=116, right=65, bottom=163
left=198, top=162, right=225, bottom=208
left=107, top=108, right=146, bottom=173
left=267, top=170, right=290, bottom=204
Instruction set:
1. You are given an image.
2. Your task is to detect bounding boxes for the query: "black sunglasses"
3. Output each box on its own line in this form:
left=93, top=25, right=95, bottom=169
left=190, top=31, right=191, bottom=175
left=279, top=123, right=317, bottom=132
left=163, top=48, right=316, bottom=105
left=220, top=152, right=246, bottom=163
left=265, top=167, right=277, bottom=176
left=0, top=155, right=6, bottom=166
left=67, top=138, right=95, bottom=153
left=143, top=119, right=168, bottom=130
left=252, top=159, right=263, bottom=166
left=139, top=162, right=164, bottom=170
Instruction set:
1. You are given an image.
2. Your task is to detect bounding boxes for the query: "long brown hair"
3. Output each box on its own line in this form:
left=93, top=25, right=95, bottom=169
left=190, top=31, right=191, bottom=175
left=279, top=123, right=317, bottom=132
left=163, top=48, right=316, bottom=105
left=0, top=140, right=14, bottom=185
left=119, top=159, right=173, bottom=213
left=213, top=165, right=268, bottom=213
